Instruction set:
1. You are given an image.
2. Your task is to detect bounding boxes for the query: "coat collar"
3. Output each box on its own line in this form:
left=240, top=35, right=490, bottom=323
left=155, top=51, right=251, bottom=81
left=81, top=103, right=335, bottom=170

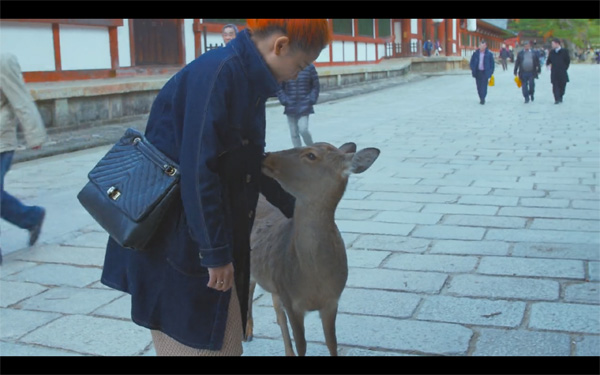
left=229, top=29, right=280, bottom=98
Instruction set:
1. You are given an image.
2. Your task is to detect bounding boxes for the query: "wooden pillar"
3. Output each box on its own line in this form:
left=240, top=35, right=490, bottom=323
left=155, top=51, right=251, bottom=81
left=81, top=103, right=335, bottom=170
left=437, top=21, right=446, bottom=54
left=108, top=26, right=119, bottom=71
left=52, top=23, right=62, bottom=71
left=193, top=19, right=202, bottom=58
left=446, top=19, right=454, bottom=55
left=128, top=19, right=136, bottom=66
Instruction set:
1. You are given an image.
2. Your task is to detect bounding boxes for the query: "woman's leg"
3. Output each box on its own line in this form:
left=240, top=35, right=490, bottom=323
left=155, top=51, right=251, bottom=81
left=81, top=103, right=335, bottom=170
left=151, top=286, right=243, bottom=356
left=286, top=115, right=302, bottom=148
left=296, top=116, right=313, bottom=146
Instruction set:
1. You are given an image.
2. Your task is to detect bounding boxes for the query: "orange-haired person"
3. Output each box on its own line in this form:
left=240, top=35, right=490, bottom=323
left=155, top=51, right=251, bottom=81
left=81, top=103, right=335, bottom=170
left=100, top=19, right=331, bottom=356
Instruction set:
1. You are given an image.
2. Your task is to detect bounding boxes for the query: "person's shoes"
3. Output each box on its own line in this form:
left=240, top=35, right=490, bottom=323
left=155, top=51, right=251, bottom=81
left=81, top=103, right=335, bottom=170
left=524, top=98, right=529, bottom=103
left=554, top=100, right=560, bottom=104
left=28, top=208, right=46, bottom=247
left=530, top=94, right=534, bottom=102
left=480, top=99, right=485, bottom=105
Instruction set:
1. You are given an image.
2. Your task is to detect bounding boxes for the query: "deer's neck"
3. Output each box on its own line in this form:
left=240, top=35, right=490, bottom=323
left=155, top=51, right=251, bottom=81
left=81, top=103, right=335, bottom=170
left=291, top=197, right=345, bottom=262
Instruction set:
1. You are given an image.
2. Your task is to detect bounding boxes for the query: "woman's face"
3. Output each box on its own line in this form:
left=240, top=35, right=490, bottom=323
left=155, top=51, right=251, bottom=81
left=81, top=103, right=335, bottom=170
left=222, top=27, right=236, bottom=44
left=264, top=38, right=320, bottom=83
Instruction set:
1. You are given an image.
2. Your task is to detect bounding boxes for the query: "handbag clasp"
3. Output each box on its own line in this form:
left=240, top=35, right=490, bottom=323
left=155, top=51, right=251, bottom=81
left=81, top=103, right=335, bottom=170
left=164, top=165, right=177, bottom=177
left=107, top=186, right=121, bottom=200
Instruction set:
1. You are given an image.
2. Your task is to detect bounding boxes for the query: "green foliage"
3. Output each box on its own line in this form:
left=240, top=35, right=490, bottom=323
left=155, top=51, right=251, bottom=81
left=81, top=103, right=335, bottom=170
left=508, top=19, right=600, bottom=48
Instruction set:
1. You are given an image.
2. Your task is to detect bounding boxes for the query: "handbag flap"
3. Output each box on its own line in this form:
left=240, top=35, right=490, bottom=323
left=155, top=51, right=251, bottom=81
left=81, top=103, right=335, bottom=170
left=87, top=128, right=180, bottom=222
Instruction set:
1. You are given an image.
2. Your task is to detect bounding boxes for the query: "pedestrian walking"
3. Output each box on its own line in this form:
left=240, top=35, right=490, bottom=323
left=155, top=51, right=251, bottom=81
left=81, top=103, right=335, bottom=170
left=99, top=19, right=330, bottom=356
left=0, top=53, right=47, bottom=265
left=546, top=38, right=570, bottom=104
left=469, top=40, right=495, bottom=105
left=221, top=24, right=238, bottom=45
left=424, top=39, right=432, bottom=57
left=499, top=43, right=510, bottom=71
left=514, top=41, right=541, bottom=103
left=277, top=63, right=319, bottom=148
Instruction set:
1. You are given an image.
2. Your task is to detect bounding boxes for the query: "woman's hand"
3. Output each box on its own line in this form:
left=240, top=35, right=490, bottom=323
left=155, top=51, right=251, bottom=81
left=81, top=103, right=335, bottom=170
left=207, top=263, right=235, bottom=292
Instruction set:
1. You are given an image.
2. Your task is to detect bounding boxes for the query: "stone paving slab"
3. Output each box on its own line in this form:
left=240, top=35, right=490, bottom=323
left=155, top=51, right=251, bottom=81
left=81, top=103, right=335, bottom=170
left=416, top=295, right=526, bottom=328
left=0, top=308, right=61, bottom=340
left=19, top=315, right=152, bottom=356
left=446, top=274, right=560, bottom=301
left=17, top=286, right=123, bottom=315
left=529, top=302, right=600, bottom=334
left=472, top=328, right=572, bottom=356
left=477, top=256, right=586, bottom=279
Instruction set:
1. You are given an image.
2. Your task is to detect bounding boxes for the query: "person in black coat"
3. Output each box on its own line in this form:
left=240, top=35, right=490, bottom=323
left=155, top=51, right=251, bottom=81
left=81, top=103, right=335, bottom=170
left=546, top=38, right=570, bottom=104
left=277, top=63, right=320, bottom=148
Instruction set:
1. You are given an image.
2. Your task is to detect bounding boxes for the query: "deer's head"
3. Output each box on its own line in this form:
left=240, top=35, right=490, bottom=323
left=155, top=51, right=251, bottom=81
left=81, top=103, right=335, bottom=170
left=262, top=142, right=380, bottom=205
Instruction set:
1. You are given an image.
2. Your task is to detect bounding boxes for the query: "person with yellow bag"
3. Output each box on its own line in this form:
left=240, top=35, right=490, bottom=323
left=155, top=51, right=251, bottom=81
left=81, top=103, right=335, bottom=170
left=469, top=40, right=495, bottom=105
left=514, top=40, right=541, bottom=103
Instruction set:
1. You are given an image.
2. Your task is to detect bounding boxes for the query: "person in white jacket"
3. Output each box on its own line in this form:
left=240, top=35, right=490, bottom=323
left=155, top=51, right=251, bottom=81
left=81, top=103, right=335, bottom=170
left=0, top=52, right=48, bottom=264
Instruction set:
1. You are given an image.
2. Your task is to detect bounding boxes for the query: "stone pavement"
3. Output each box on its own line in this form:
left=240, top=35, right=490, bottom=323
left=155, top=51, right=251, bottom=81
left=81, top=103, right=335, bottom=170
left=0, top=62, right=599, bottom=364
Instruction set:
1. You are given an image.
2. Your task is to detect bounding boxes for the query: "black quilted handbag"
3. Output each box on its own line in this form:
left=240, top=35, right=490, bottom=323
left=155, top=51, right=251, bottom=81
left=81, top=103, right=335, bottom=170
left=77, top=128, right=180, bottom=250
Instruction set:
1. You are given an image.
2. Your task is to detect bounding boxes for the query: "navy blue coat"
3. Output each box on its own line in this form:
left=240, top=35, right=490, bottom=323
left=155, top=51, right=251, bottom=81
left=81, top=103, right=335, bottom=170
left=277, top=64, right=320, bottom=117
left=469, top=49, right=495, bottom=80
left=100, top=29, right=295, bottom=350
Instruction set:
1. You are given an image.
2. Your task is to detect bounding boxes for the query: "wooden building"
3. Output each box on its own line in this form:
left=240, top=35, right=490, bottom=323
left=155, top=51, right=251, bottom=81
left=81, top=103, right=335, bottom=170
left=0, top=19, right=512, bottom=84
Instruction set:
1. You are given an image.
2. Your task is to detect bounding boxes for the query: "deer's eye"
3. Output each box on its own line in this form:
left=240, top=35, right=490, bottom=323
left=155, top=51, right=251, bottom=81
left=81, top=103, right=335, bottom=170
left=306, top=152, right=317, bottom=161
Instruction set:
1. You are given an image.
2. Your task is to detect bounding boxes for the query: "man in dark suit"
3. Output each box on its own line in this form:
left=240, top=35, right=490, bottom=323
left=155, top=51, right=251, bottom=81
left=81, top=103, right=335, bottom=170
left=469, top=40, right=495, bottom=105
left=546, top=38, right=570, bottom=104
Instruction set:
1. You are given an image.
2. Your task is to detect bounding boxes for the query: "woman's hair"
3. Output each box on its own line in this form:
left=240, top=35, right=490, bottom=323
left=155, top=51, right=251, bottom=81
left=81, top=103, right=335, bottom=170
left=222, top=24, right=239, bottom=35
left=246, top=19, right=331, bottom=52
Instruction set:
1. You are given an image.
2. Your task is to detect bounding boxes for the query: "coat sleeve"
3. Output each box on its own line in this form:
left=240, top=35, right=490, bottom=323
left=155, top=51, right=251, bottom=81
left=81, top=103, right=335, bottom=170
left=277, top=83, right=289, bottom=106
left=469, top=52, right=477, bottom=76
left=177, top=66, right=235, bottom=268
left=0, top=53, right=47, bottom=149
left=308, top=65, right=320, bottom=105
left=259, top=173, right=295, bottom=219
left=487, top=52, right=495, bottom=78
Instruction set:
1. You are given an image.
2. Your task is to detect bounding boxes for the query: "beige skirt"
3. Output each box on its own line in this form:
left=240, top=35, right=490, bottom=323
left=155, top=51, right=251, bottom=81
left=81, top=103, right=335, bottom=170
left=151, top=285, right=243, bottom=356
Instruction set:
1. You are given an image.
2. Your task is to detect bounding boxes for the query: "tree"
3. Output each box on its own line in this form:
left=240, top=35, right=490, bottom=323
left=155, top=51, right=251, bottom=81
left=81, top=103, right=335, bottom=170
left=508, top=19, right=600, bottom=50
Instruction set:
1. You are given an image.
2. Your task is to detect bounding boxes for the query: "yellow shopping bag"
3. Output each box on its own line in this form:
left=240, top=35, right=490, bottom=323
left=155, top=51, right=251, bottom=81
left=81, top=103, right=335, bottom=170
left=488, top=75, right=495, bottom=86
left=514, top=76, right=522, bottom=88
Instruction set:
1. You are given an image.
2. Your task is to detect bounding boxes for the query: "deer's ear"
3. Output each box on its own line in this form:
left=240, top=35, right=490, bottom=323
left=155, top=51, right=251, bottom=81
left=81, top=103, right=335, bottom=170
left=338, top=142, right=357, bottom=154
left=349, top=148, right=380, bottom=174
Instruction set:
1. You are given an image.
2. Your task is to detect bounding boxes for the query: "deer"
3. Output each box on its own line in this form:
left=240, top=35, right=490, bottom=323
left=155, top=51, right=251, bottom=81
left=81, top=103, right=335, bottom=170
left=245, top=142, right=380, bottom=356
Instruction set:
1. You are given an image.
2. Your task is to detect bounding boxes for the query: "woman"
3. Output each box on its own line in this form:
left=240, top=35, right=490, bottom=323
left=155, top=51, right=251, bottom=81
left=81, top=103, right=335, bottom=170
left=277, top=63, right=320, bottom=148
left=100, top=19, right=331, bottom=356
left=221, top=24, right=238, bottom=45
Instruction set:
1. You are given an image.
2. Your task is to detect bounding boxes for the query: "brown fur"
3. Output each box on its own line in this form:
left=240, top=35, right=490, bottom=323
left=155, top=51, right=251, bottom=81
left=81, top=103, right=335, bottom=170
left=246, top=142, right=380, bottom=356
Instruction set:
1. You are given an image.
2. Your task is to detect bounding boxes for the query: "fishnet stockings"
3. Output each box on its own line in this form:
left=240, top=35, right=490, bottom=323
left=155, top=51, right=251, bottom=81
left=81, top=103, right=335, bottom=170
left=151, top=286, right=243, bottom=356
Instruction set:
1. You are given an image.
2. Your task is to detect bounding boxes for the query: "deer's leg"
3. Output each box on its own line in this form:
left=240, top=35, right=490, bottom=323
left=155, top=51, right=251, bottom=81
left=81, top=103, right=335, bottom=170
left=319, top=302, right=339, bottom=356
left=244, top=280, right=256, bottom=342
left=286, top=307, right=307, bottom=356
left=272, top=293, right=295, bottom=356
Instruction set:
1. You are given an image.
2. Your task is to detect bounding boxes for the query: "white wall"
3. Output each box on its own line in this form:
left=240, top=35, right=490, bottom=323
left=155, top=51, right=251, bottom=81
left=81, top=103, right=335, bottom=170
left=357, top=42, right=377, bottom=61
left=377, top=43, right=386, bottom=59
left=0, top=21, right=55, bottom=71
left=60, top=24, right=111, bottom=70
left=316, top=45, right=330, bottom=64
left=117, top=19, right=131, bottom=67
left=184, top=19, right=195, bottom=63
left=411, top=19, right=418, bottom=34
